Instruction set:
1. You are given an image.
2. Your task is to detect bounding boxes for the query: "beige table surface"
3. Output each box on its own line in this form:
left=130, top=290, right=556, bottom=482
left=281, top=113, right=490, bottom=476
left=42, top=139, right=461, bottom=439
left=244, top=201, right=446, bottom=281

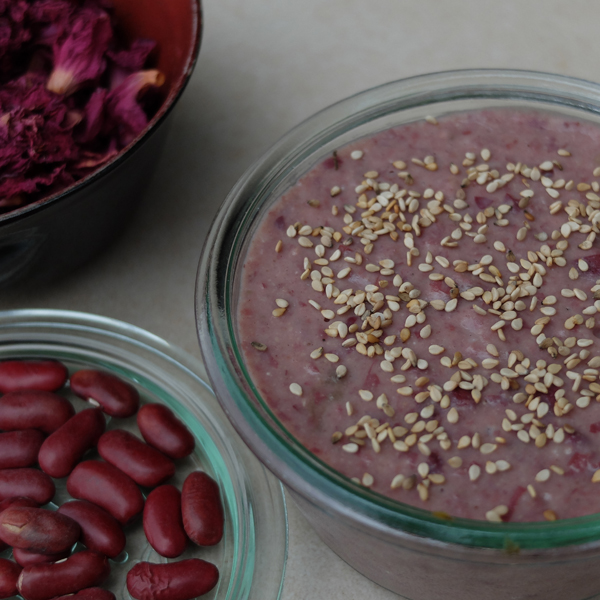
left=3, top=1, right=600, bottom=598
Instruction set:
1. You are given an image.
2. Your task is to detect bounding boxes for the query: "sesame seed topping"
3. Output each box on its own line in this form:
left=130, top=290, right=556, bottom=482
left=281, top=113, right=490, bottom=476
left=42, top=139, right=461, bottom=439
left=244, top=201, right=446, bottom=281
left=244, top=110, right=600, bottom=523
left=289, top=383, right=303, bottom=396
left=468, top=464, right=481, bottom=482
left=485, top=505, right=508, bottom=522
left=535, top=469, right=551, bottom=483
left=362, top=473, right=374, bottom=487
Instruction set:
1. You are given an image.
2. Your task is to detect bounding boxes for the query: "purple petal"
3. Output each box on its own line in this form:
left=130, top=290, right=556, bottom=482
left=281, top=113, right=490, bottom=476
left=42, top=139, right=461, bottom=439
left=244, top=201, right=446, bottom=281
left=47, top=6, right=113, bottom=95
left=105, top=69, right=164, bottom=147
left=28, top=0, right=76, bottom=46
left=76, top=87, right=107, bottom=143
left=107, top=38, right=156, bottom=71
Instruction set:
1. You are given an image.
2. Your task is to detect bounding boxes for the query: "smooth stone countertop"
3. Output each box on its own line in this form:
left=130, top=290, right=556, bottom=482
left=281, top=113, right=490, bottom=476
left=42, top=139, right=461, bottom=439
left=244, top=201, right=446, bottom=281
left=3, top=1, right=600, bottom=598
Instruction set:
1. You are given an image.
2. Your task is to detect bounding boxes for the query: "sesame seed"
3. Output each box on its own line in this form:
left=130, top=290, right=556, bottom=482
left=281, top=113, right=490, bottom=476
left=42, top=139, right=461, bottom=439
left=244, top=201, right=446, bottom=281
left=351, top=150, right=364, bottom=160
left=488, top=504, right=509, bottom=522
left=447, top=408, right=459, bottom=424
left=468, top=464, right=481, bottom=481
left=445, top=298, right=458, bottom=312
left=417, top=483, right=429, bottom=501
left=428, top=344, right=445, bottom=356
left=310, top=347, right=323, bottom=359
left=289, top=383, right=303, bottom=396
left=535, top=469, right=551, bottom=482
left=391, top=474, right=405, bottom=489
left=417, top=462, right=429, bottom=478
left=485, top=509, right=502, bottom=523
left=480, top=443, right=497, bottom=455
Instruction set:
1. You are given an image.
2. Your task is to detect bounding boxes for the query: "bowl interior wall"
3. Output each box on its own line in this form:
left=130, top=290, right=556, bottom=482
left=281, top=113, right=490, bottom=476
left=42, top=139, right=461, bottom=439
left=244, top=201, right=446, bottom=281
left=112, top=0, right=199, bottom=100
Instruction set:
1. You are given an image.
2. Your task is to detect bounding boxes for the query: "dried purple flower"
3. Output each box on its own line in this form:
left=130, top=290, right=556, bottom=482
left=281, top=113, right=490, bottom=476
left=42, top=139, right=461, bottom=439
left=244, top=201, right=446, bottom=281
left=107, top=39, right=156, bottom=71
left=0, top=0, right=163, bottom=210
left=28, top=0, right=76, bottom=47
left=106, top=69, right=164, bottom=147
left=76, top=87, right=106, bottom=144
left=47, top=5, right=113, bottom=95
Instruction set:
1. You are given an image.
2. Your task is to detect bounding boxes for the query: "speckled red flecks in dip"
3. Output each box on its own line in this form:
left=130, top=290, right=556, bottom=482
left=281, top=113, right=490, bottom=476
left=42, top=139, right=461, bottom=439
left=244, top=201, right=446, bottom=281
left=237, top=109, right=600, bottom=523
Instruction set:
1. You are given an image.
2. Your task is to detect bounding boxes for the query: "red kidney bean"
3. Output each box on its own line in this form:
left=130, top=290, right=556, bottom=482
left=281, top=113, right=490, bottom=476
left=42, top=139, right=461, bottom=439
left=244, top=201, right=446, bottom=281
left=0, top=391, right=74, bottom=434
left=0, top=360, right=67, bottom=394
left=0, top=469, right=54, bottom=505
left=0, top=506, right=80, bottom=554
left=66, top=460, right=144, bottom=525
left=0, top=430, right=45, bottom=470
left=0, top=496, right=39, bottom=513
left=181, top=472, right=224, bottom=546
left=137, top=404, right=195, bottom=459
left=98, top=430, right=175, bottom=488
left=0, top=558, right=21, bottom=599
left=143, top=485, right=187, bottom=558
left=70, top=370, right=139, bottom=418
left=0, top=496, right=38, bottom=553
left=38, top=408, right=105, bottom=478
left=12, top=548, right=71, bottom=567
left=17, top=550, right=110, bottom=600
left=58, top=500, right=125, bottom=559
left=54, top=589, right=115, bottom=600
left=127, top=559, right=219, bottom=600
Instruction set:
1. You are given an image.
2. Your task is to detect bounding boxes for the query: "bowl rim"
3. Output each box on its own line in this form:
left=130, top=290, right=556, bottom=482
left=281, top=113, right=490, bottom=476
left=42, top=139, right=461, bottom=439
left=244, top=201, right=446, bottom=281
left=0, top=0, right=203, bottom=225
left=197, top=68, right=600, bottom=552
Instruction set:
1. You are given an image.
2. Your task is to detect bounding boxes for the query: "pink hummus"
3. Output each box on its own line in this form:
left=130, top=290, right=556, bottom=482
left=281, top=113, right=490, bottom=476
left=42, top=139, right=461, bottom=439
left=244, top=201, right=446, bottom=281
left=237, top=109, right=600, bottom=523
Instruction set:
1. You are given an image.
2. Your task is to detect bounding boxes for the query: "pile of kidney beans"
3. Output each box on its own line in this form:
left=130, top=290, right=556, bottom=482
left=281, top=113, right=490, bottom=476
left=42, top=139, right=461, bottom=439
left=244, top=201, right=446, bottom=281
left=0, top=359, right=223, bottom=600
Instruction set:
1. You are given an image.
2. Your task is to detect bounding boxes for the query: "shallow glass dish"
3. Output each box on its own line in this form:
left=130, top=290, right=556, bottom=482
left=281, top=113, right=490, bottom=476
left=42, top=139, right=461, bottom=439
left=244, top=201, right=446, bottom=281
left=0, top=309, right=287, bottom=600
left=197, top=69, right=600, bottom=600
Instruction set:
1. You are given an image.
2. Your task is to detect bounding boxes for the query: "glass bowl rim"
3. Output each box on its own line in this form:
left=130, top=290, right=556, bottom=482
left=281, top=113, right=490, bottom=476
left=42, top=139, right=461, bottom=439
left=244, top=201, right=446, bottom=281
left=197, top=68, right=600, bottom=551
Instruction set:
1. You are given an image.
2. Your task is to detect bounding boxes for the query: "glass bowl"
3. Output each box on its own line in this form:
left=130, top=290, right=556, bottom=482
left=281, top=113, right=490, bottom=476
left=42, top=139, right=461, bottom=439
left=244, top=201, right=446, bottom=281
left=197, top=69, right=600, bottom=600
left=0, top=309, right=287, bottom=600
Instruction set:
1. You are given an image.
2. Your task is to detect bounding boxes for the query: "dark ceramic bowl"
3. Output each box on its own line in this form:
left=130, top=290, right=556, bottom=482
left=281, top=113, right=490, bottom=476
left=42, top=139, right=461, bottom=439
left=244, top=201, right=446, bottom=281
left=0, top=0, right=202, bottom=289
